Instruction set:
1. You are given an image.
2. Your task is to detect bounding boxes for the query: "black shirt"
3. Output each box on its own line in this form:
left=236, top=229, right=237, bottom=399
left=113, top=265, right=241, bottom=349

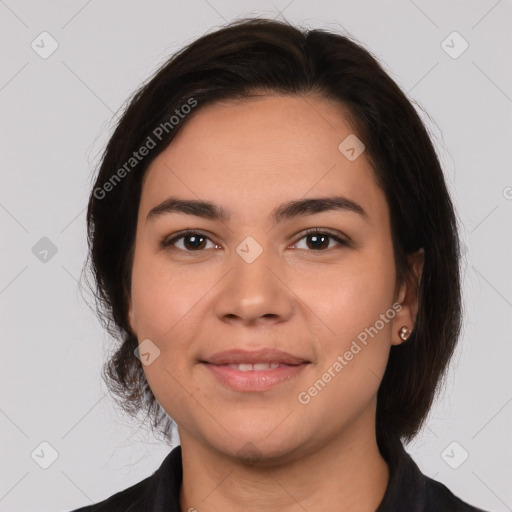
left=69, top=442, right=489, bottom=511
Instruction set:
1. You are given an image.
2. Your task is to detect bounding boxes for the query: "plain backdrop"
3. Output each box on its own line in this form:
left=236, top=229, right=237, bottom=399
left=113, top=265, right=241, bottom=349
left=1, top=1, right=511, bottom=511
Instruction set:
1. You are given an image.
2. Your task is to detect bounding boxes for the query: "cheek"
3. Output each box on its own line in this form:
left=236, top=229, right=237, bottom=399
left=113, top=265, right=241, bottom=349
left=129, top=246, right=214, bottom=397
left=300, top=246, right=396, bottom=340
left=296, top=278, right=396, bottom=426
left=301, top=241, right=397, bottom=387
left=130, top=245, right=195, bottom=339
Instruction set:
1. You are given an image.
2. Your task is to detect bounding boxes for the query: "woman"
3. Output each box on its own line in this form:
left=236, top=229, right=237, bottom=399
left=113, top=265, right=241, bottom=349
left=71, top=17, right=489, bottom=512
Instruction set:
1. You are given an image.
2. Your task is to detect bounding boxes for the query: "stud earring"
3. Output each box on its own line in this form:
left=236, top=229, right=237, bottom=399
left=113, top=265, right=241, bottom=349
left=399, top=326, right=411, bottom=341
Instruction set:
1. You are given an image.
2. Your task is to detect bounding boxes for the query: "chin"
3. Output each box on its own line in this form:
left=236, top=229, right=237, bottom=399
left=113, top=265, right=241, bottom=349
left=207, top=428, right=307, bottom=467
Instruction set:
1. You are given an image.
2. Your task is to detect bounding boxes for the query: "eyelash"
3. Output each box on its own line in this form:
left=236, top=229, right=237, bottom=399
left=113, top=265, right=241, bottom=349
left=160, top=228, right=349, bottom=255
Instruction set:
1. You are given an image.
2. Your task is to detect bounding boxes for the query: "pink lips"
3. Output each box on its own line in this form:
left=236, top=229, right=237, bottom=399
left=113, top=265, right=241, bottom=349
left=203, top=347, right=309, bottom=366
left=201, top=348, right=310, bottom=391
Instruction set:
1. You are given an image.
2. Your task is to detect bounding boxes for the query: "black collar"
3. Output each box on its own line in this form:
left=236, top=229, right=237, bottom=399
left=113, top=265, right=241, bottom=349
left=149, top=442, right=486, bottom=511
left=71, top=440, right=488, bottom=511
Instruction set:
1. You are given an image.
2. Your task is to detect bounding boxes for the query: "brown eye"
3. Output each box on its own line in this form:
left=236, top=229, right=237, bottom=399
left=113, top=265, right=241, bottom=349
left=161, top=228, right=348, bottom=254
left=293, top=229, right=349, bottom=251
left=180, top=233, right=208, bottom=250
left=161, top=231, right=218, bottom=252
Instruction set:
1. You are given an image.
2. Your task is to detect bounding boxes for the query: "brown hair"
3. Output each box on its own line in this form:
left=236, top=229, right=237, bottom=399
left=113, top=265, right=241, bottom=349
left=86, top=17, right=462, bottom=462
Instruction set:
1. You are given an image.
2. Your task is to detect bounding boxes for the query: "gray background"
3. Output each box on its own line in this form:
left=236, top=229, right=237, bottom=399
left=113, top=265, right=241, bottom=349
left=1, top=1, right=511, bottom=511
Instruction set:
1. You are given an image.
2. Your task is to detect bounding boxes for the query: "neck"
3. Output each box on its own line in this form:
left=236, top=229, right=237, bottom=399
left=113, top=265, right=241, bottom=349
left=178, top=406, right=390, bottom=512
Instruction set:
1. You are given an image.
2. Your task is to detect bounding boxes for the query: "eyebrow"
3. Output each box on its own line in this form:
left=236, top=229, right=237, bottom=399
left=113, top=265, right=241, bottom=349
left=146, top=195, right=368, bottom=224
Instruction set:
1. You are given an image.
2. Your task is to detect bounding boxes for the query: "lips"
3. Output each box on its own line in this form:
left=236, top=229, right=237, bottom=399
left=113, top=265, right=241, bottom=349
left=203, top=361, right=309, bottom=391
left=200, top=348, right=310, bottom=391
left=227, top=362, right=280, bottom=371
left=202, top=347, right=309, bottom=366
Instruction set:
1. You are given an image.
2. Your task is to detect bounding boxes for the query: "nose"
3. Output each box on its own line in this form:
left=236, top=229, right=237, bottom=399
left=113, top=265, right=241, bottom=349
left=213, top=242, right=295, bottom=327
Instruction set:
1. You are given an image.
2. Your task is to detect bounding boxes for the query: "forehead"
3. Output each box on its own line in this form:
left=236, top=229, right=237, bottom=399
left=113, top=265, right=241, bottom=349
left=140, top=94, right=387, bottom=226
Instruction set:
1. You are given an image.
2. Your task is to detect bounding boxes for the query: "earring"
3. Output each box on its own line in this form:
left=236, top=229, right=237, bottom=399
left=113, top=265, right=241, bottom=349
left=399, top=326, right=411, bottom=341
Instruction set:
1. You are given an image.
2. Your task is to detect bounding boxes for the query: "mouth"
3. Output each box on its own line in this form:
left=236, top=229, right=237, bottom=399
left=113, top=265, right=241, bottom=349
left=200, top=348, right=310, bottom=391
left=201, top=347, right=310, bottom=366
left=216, top=362, right=290, bottom=371
left=201, top=362, right=309, bottom=391
left=199, top=348, right=311, bottom=392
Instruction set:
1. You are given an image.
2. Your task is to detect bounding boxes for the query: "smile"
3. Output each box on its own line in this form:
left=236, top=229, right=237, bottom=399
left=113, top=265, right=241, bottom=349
left=202, top=362, right=309, bottom=391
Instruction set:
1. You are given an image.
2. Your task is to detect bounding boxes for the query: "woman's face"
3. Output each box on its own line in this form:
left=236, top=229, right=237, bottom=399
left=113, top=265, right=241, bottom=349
left=128, top=94, right=416, bottom=462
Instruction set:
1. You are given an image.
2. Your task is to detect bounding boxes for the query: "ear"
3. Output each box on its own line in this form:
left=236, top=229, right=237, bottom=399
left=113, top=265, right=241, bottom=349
left=392, top=248, right=424, bottom=346
left=127, top=296, right=138, bottom=338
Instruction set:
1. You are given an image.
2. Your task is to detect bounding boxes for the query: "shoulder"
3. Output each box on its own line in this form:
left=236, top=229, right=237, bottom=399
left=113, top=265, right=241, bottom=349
left=423, top=475, right=489, bottom=512
left=379, top=438, right=492, bottom=512
left=67, top=445, right=182, bottom=512
left=68, top=474, right=155, bottom=512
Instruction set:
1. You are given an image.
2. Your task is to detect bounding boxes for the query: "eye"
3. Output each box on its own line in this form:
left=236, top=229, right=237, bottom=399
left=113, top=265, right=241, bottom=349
left=161, top=228, right=348, bottom=254
left=292, top=228, right=349, bottom=252
left=161, top=230, right=220, bottom=252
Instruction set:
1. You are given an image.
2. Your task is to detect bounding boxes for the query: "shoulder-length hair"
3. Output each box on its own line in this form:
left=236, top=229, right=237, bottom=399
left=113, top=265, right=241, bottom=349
left=86, top=17, right=462, bottom=461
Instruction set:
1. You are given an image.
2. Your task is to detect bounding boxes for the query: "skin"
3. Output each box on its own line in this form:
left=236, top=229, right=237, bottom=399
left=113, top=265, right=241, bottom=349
left=128, top=94, right=424, bottom=512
